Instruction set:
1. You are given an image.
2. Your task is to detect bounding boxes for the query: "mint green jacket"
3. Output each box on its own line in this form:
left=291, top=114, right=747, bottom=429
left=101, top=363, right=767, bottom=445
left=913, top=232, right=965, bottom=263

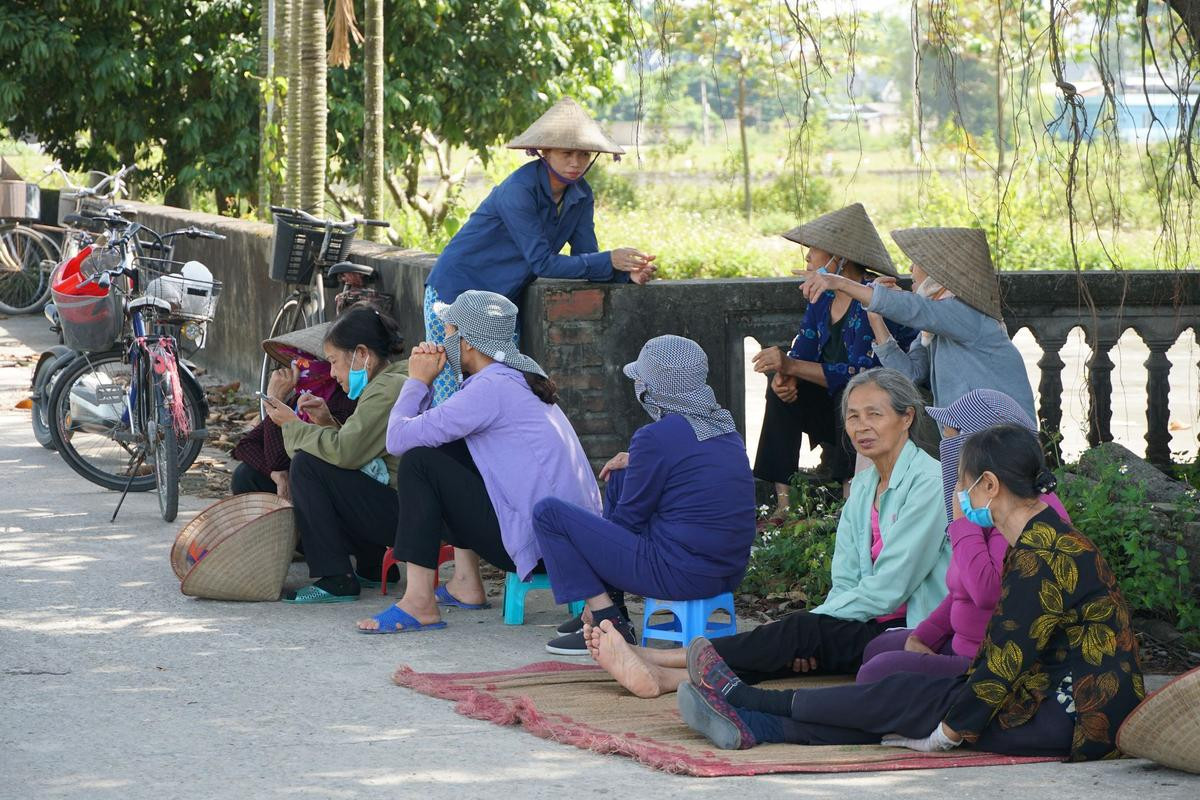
left=809, top=439, right=950, bottom=628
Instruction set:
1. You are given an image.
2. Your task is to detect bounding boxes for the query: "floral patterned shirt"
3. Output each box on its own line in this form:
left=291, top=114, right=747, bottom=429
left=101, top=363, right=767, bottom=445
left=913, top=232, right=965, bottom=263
left=944, top=507, right=1146, bottom=761
left=786, top=281, right=916, bottom=395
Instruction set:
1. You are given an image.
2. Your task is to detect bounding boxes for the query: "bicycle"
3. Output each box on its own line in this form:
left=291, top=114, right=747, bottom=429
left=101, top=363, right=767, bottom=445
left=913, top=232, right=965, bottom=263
left=47, top=210, right=225, bottom=522
left=30, top=165, right=146, bottom=450
left=0, top=181, right=60, bottom=315
left=259, top=205, right=388, bottom=415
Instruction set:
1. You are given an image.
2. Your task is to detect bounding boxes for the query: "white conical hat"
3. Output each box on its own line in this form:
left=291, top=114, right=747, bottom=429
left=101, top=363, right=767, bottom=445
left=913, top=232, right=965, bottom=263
left=782, top=203, right=897, bottom=277
left=505, top=97, right=624, bottom=156
left=890, top=227, right=1003, bottom=320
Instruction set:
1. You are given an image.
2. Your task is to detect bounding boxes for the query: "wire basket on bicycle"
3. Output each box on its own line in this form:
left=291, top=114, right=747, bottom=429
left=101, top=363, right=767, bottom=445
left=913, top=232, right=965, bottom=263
left=270, top=211, right=356, bottom=284
left=51, top=245, right=126, bottom=352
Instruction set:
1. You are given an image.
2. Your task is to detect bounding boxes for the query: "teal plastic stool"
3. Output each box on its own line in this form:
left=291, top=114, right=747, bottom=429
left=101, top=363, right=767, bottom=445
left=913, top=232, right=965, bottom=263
left=503, top=572, right=585, bottom=625
left=640, top=593, right=737, bottom=646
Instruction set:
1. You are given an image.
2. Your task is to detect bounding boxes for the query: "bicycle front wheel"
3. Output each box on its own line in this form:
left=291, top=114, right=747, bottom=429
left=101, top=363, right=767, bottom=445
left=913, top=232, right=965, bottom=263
left=48, top=350, right=205, bottom=492
left=259, top=293, right=315, bottom=418
left=152, top=366, right=180, bottom=522
left=0, top=226, right=58, bottom=314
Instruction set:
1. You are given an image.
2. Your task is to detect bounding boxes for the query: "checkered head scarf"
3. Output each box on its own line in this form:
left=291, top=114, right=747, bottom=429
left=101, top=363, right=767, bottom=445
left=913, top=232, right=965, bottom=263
left=437, top=290, right=547, bottom=379
left=928, top=389, right=1037, bottom=525
left=622, top=335, right=737, bottom=441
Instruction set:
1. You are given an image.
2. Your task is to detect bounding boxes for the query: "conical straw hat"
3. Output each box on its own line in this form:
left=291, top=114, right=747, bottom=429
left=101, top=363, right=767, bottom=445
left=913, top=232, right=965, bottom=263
left=172, top=493, right=297, bottom=601
left=263, top=321, right=333, bottom=367
left=890, top=227, right=1003, bottom=320
left=782, top=203, right=897, bottom=277
left=1117, top=666, right=1200, bottom=774
left=505, top=97, right=625, bottom=156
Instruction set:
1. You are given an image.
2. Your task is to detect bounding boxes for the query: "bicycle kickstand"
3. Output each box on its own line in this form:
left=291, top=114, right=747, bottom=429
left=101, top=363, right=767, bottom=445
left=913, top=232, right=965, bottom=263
left=110, top=451, right=148, bottom=523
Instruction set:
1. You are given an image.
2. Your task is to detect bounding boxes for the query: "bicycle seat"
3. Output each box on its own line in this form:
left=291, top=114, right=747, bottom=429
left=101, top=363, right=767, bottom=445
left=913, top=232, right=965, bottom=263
left=127, top=296, right=174, bottom=314
left=327, top=261, right=376, bottom=279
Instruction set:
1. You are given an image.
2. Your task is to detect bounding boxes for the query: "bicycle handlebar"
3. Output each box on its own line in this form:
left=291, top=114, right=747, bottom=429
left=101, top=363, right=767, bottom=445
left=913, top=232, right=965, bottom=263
left=42, top=162, right=136, bottom=200
left=269, top=205, right=390, bottom=230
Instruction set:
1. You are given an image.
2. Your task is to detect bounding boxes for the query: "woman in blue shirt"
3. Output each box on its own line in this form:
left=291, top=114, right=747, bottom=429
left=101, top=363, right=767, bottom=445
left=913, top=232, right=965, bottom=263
left=751, top=204, right=915, bottom=517
left=425, top=98, right=656, bottom=404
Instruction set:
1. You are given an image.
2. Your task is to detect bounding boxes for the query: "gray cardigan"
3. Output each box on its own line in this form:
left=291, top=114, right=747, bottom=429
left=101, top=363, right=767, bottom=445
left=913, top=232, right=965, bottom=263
left=869, top=288, right=1037, bottom=421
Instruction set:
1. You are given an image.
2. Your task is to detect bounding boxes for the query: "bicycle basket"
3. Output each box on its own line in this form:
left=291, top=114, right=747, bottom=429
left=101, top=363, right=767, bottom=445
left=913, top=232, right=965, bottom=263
left=140, top=257, right=222, bottom=322
left=52, top=246, right=125, bottom=352
left=270, top=213, right=355, bottom=284
left=56, top=192, right=110, bottom=226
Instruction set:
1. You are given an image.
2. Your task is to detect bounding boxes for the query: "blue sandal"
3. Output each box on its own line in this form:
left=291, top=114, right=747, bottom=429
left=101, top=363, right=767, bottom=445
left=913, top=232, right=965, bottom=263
left=435, top=584, right=492, bottom=610
left=358, top=604, right=448, bottom=634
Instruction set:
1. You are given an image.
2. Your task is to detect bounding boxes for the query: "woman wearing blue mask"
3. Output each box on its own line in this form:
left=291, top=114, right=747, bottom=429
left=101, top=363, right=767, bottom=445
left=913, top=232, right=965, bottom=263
left=423, top=97, right=656, bottom=406
left=675, top=425, right=1144, bottom=763
left=263, top=304, right=410, bottom=604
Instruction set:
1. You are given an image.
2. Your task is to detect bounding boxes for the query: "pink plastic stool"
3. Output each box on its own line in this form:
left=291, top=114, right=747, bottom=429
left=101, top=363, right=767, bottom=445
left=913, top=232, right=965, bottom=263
left=380, top=543, right=454, bottom=595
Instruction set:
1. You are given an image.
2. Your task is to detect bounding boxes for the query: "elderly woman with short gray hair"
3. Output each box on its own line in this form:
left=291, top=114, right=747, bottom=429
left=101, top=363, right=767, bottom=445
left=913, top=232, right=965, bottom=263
left=587, top=368, right=950, bottom=699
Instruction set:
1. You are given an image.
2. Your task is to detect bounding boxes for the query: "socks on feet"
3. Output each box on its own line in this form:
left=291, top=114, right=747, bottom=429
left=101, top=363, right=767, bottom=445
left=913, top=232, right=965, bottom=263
left=314, top=574, right=361, bottom=597
left=726, top=683, right=796, bottom=718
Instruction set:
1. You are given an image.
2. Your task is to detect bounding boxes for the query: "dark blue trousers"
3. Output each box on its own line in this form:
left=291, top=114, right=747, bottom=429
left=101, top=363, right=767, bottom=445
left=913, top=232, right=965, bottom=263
left=532, top=470, right=738, bottom=605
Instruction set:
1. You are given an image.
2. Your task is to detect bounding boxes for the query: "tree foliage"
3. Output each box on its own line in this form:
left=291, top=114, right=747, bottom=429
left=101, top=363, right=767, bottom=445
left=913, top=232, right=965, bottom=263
left=325, top=0, right=631, bottom=233
left=0, top=1, right=260, bottom=207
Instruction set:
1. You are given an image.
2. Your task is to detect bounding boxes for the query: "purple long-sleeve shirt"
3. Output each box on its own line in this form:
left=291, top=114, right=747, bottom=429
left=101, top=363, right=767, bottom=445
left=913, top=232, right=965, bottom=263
left=913, top=492, right=1070, bottom=657
left=386, top=363, right=601, bottom=579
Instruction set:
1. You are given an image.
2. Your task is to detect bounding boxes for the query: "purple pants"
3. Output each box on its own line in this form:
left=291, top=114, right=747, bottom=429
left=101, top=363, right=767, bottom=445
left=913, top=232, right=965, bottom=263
left=855, top=628, right=972, bottom=684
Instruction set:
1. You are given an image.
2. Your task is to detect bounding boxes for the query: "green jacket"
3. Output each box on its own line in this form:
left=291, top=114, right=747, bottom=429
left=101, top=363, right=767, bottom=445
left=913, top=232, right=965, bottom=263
left=809, top=439, right=950, bottom=627
left=282, top=360, right=408, bottom=486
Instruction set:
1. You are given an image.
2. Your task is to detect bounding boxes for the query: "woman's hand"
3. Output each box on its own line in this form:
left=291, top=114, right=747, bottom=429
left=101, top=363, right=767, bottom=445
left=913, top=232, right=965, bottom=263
left=792, top=657, right=819, bottom=673
left=872, top=276, right=900, bottom=292
left=904, top=634, right=936, bottom=655
left=263, top=394, right=299, bottom=427
left=409, top=342, right=447, bottom=385
left=772, top=373, right=799, bottom=404
left=951, top=485, right=965, bottom=521
left=629, top=266, right=656, bottom=285
left=270, top=469, right=291, bottom=503
left=599, top=451, right=629, bottom=481
left=295, top=392, right=335, bottom=427
left=751, top=346, right=785, bottom=375
left=611, top=248, right=657, bottom=275
left=267, top=361, right=299, bottom=402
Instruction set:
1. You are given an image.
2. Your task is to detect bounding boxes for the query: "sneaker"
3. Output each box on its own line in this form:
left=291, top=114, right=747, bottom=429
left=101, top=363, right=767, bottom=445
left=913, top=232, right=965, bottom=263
left=556, top=613, right=584, bottom=635
left=546, top=616, right=635, bottom=656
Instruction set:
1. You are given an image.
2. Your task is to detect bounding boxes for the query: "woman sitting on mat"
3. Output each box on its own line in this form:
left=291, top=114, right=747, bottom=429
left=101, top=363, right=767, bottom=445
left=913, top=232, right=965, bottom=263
left=231, top=323, right=356, bottom=500
left=359, top=290, right=599, bottom=634
left=588, top=368, right=949, bottom=697
left=801, top=226, right=1036, bottom=421
left=263, top=306, right=409, bottom=604
left=423, top=97, right=655, bottom=405
left=856, top=389, right=1070, bottom=684
left=532, top=334, right=757, bottom=656
left=676, top=425, right=1145, bottom=762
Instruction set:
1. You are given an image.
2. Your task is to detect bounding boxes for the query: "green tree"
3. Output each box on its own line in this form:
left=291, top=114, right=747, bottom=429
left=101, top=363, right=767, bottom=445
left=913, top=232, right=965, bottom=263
left=362, top=0, right=385, bottom=241
left=324, top=0, right=630, bottom=235
left=0, top=1, right=259, bottom=210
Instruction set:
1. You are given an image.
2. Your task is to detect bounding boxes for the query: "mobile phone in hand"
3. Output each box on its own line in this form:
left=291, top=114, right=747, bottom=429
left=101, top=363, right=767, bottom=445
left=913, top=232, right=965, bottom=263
left=255, top=390, right=280, bottom=407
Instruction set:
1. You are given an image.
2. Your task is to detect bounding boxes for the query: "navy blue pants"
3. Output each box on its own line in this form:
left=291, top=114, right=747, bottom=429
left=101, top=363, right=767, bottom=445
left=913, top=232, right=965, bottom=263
left=532, top=470, right=739, bottom=605
left=744, top=671, right=1074, bottom=757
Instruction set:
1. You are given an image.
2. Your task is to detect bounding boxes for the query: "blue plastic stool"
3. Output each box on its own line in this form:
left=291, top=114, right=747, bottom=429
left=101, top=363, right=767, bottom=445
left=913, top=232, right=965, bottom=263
left=640, top=593, right=738, bottom=646
left=503, top=572, right=585, bottom=625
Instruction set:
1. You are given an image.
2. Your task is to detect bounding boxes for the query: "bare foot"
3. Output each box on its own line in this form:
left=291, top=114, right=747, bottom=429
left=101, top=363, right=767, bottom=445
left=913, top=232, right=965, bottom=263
left=583, top=622, right=602, bottom=661
left=595, top=619, right=664, bottom=698
left=357, top=597, right=442, bottom=631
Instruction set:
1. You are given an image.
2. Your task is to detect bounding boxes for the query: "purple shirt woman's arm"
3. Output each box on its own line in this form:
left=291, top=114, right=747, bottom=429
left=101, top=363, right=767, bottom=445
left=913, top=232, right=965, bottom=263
left=385, top=378, right=497, bottom=456
left=495, top=183, right=613, bottom=280
left=913, top=594, right=954, bottom=651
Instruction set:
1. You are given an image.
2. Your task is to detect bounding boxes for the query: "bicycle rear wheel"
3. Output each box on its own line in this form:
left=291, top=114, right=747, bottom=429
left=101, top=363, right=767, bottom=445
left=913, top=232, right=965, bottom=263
left=151, top=365, right=179, bottom=522
left=30, top=346, right=76, bottom=450
left=259, top=293, right=316, bottom=417
left=0, top=226, right=58, bottom=314
left=48, top=350, right=204, bottom=492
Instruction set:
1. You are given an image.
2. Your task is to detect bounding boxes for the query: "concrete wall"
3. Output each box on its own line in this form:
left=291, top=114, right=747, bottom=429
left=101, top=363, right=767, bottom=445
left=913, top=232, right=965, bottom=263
left=126, top=203, right=1200, bottom=470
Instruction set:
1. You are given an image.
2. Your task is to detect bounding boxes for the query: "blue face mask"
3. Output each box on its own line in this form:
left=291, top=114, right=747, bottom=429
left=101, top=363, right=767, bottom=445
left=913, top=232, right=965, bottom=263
left=957, top=474, right=995, bottom=528
left=815, top=255, right=846, bottom=276
left=347, top=349, right=368, bottom=400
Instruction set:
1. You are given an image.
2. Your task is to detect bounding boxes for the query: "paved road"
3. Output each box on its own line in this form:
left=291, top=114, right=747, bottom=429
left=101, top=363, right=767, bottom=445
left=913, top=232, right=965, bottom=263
left=1, top=313, right=1197, bottom=799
